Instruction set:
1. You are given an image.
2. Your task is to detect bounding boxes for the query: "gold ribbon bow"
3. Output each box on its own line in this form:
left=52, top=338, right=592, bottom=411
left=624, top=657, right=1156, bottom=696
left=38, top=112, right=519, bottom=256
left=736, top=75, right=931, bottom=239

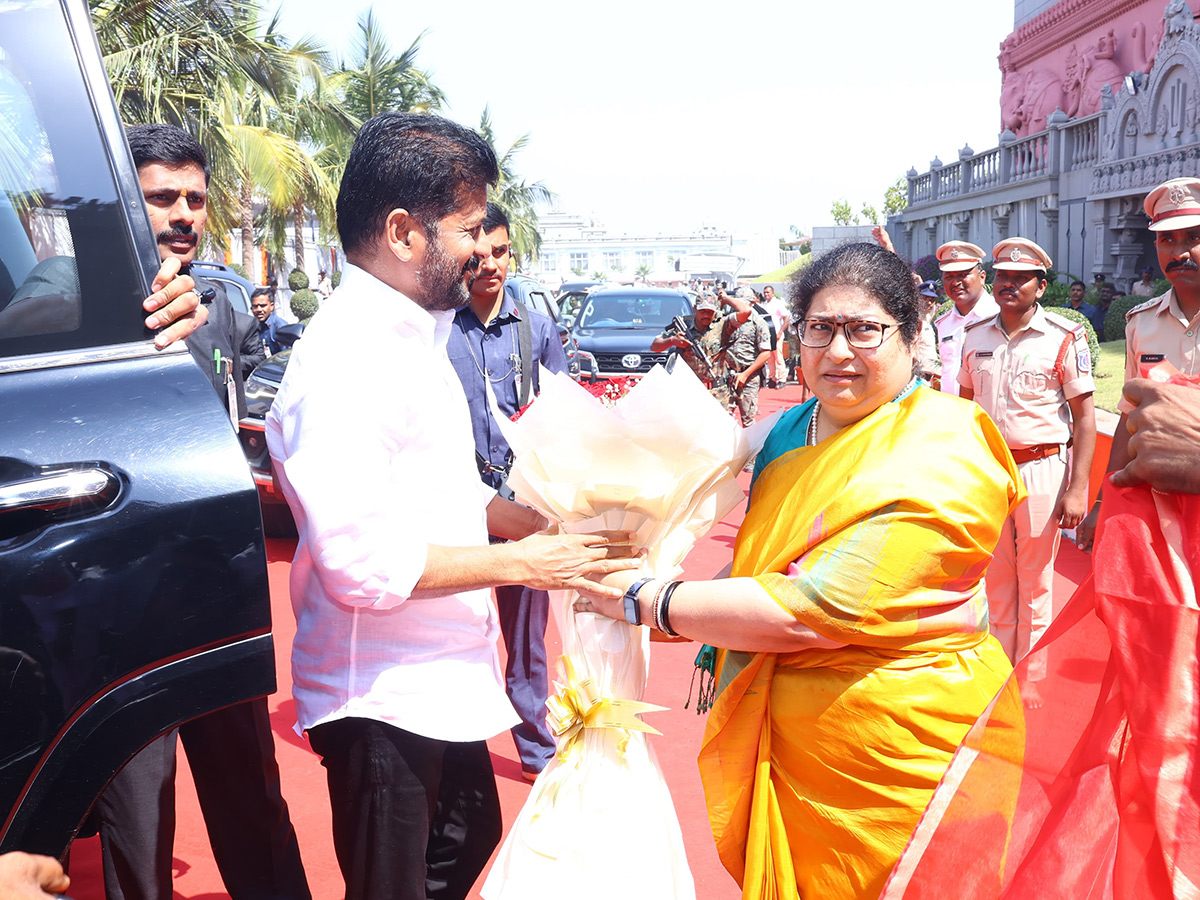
left=546, top=654, right=665, bottom=761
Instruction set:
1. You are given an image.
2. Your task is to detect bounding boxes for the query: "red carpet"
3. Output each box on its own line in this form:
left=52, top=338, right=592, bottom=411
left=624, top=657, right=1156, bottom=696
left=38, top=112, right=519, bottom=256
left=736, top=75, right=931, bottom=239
left=62, top=384, right=1092, bottom=900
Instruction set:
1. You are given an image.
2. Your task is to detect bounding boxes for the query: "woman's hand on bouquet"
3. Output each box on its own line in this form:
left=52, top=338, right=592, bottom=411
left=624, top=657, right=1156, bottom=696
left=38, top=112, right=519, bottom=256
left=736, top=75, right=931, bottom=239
left=510, top=531, right=640, bottom=599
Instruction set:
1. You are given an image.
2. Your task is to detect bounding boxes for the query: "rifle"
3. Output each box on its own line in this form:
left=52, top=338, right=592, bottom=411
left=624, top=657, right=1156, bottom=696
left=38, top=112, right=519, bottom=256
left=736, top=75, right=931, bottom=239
left=663, top=316, right=741, bottom=399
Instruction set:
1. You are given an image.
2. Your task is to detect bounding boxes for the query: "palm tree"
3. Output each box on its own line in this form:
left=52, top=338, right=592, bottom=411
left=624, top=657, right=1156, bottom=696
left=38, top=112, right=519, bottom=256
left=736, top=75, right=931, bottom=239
left=476, top=107, right=554, bottom=271
left=91, top=0, right=335, bottom=269
left=337, top=11, right=445, bottom=123
left=253, top=21, right=355, bottom=276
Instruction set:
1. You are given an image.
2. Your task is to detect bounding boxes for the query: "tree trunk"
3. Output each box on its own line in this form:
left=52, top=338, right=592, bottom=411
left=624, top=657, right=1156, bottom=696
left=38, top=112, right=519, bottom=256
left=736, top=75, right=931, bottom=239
left=293, top=201, right=306, bottom=276
left=240, top=177, right=255, bottom=279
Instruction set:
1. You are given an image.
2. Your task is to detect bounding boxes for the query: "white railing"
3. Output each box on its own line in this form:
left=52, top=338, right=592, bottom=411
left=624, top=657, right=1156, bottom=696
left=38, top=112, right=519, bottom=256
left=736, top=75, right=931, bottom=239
left=907, top=111, right=1108, bottom=208
left=1066, top=113, right=1102, bottom=170
left=970, top=148, right=1001, bottom=191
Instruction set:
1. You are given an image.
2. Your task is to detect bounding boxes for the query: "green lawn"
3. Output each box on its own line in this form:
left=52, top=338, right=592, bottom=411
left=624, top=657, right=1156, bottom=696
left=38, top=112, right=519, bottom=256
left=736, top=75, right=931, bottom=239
left=1093, top=339, right=1125, bottom=413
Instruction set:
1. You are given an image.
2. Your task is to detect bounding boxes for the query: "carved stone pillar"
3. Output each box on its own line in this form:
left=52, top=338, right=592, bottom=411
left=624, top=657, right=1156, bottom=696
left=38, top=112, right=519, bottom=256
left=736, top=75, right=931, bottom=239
left=1112, top=198, right=1150, bottom=291
left=951, top=211, right=971, bottom=241
left=991, top=204, right=1013, bottom=242
left=1039, top=195, right=1060, bottom=267
left=924, top=219, right=939, bottom=256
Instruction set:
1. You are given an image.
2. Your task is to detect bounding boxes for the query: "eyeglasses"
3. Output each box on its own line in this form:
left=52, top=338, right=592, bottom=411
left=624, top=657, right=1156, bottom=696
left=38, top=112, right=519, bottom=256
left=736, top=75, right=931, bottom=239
left=797, top=319, right=899, bottom=349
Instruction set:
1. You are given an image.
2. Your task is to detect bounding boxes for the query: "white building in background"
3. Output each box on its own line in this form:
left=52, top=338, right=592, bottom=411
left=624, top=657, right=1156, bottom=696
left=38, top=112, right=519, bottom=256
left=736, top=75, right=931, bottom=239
left=533, top=212, right=791, bottom=284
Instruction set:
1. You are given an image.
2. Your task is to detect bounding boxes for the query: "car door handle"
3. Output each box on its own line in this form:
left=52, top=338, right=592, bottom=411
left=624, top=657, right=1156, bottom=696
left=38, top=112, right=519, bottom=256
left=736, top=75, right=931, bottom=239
left=0, top=467, right=117, bottom=513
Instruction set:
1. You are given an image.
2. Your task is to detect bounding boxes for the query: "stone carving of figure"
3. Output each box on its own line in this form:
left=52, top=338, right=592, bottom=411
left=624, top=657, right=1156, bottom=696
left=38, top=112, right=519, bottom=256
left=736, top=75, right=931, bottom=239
left=1164, top=0, right=1194, bottom=39
left=1076, top=32, right=1125, bottom=116
left=1000, top=64, right=1028, bottom=133
left=1021, top=70, right=1065, bottom=134
left=1101, top=82, right=1116, bottom=109
left=1129, top=20, right=1165, bottom=72
left=1063, top=45, right=1083, bottom=117
left=1125, top=113, right=1140, bottom=158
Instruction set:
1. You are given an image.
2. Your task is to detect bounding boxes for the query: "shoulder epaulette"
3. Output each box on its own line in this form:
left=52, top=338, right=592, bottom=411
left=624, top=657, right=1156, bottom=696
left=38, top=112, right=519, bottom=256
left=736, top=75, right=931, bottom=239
left=1126, top=294, right=1165, bottom=321
left=1041, top=309, right=1086, bottom=337
left=963, top=315, right=995, bottom=332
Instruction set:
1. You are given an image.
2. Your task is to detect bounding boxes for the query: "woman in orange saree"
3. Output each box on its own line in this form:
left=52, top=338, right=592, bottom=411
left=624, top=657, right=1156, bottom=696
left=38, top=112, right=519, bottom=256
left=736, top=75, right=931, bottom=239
left=580, top=243, right=1024, bottom=899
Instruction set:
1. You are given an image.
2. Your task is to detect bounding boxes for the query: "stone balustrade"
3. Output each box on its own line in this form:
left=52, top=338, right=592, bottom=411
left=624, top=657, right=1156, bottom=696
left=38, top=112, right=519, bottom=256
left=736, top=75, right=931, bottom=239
left=907, top=111, right=1106, bottom=209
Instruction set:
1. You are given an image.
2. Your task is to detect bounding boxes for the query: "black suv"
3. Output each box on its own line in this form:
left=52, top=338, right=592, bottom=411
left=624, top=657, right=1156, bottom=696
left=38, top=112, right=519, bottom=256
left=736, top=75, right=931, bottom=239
left=569, top=286, right=693, bottom=376
left=0, top=0, right=275, bottom=857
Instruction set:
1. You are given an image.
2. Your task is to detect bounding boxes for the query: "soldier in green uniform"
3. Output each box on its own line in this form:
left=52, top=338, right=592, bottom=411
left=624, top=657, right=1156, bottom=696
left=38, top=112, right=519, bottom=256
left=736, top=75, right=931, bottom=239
left=651, top=290, right=768, bottom=422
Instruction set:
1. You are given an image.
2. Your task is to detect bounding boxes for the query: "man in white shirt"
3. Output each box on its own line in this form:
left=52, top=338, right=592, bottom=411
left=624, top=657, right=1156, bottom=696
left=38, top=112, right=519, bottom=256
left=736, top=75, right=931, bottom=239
left=265, top=113, right=638, bottom=900
left=1131, top=265, right=1157, bottom=297
left=759, top=285, right=792, bottom=387
left=932, top=241, right=1000, bottom=395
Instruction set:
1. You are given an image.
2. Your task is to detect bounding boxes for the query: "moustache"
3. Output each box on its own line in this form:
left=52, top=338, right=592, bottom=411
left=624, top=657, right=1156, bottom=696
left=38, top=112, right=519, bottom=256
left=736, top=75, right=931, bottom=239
left=157, top=227, right=197, bottom=244
left=1166, top=258, right=1199, bottom=272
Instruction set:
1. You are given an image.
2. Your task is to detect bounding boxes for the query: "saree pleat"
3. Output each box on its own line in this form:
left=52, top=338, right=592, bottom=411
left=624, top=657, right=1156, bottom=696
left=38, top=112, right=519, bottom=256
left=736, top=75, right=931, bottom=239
left=699, top=387, right=1024, bottom=899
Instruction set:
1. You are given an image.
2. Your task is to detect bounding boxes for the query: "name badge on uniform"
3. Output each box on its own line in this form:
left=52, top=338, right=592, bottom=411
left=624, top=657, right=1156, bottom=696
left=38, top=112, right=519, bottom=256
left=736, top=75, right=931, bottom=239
left=940, top=335, right=954, bottom=343
left=975, top=351, right=993, bottom=358
left=1140, top=353, right=1165, bottom=363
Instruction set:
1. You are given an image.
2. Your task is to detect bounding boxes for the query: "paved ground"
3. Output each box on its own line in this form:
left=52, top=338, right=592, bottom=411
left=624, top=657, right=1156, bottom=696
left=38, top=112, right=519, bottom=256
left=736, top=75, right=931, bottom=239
left=63, top=383, right=1094, bottom=899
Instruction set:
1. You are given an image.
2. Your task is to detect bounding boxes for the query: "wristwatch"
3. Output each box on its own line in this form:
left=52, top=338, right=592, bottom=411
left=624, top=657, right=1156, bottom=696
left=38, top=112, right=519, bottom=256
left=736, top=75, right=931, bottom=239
left=622, top=578, right=653, bottom=626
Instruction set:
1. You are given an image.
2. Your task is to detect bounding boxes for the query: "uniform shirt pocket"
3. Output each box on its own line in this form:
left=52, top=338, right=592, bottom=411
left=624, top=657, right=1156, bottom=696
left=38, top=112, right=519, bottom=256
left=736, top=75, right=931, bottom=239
left=1013, top=369, right=1051, bottom=400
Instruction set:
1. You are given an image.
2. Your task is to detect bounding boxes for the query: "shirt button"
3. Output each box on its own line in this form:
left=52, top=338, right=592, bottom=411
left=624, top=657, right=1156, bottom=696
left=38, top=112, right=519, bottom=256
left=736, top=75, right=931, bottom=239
left=491, top=446, right=499, bottom=452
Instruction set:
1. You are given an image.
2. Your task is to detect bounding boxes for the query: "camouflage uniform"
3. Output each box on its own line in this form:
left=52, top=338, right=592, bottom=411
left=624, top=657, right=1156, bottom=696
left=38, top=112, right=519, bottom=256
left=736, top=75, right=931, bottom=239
left=716, top=310, right=773, bottom=426
left=660, top=311, right=772, bottom=424
left=664, top=319, right=733, bottom=409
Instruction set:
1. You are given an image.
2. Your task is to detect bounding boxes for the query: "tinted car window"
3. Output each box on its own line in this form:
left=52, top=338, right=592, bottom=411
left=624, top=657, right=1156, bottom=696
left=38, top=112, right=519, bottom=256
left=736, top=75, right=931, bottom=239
left=576, top=293, right=691, bottom=329
left=0, top=6, right=150, bottom=358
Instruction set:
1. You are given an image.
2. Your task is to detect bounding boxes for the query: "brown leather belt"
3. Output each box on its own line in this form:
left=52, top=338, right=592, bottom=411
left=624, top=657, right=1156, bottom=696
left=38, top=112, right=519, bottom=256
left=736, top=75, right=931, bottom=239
left=1009, top=443, right=1063, bottom=464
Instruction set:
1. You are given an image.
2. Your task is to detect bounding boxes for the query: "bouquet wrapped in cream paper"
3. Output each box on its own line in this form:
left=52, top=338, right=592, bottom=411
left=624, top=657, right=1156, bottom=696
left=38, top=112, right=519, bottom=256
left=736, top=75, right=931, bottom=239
left=481, top=363, right=775, bottom=900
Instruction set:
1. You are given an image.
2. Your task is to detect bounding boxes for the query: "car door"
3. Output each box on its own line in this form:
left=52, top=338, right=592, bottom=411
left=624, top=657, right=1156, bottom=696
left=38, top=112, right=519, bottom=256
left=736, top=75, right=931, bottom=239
left=0, top=0, right=274, bottom=856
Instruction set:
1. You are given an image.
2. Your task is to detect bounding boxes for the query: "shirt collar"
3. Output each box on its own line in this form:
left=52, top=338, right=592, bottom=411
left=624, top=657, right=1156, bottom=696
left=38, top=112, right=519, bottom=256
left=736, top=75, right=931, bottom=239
left=1163, top=287, right=1200, bottom=328
left=988, top=302, right=1048, bottom=338
left=339, top=262, right=455, bottom=348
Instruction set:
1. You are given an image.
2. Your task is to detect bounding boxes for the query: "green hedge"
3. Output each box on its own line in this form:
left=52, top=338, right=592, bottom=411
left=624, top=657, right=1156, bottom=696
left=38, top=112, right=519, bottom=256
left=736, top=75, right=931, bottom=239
left=1041, top=280, right=1071, bottom=308
left=229, top=263, right=249, bottom=279
left=331, top=270, right=342, bottom=289
left=1047, top=306, right=1099, bottom=369
left=1104, top=295, right=1143, bottom=342
left=290, top=288, right=318, bottom=321
left=288, top=268, right=310, bottom=291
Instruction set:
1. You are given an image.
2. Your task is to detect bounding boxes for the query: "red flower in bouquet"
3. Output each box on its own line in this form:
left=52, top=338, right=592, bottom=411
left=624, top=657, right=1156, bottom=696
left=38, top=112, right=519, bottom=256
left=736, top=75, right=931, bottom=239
left=511, top=377, right=635, bottom=421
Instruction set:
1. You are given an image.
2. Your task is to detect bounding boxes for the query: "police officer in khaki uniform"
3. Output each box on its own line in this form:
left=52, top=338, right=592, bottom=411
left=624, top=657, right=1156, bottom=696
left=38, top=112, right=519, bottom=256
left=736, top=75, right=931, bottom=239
left=933, top=241, right=1000, bottom=395
left=959, top=238, right=1097, bottom=708
left=1077, top=176, right=1200, bottom=549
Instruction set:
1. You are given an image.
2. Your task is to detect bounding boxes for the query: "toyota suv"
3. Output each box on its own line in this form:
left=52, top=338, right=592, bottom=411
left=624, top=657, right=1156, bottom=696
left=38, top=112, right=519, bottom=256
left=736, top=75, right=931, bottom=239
left=0, top=0, right=275, bottom=857
left=569, top=286, right=693, bottom=377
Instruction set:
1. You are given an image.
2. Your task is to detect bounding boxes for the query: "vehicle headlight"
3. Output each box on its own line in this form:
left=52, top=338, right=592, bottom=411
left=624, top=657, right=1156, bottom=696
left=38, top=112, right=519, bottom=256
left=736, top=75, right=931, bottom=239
left=244, top=373, right=278, bottom=405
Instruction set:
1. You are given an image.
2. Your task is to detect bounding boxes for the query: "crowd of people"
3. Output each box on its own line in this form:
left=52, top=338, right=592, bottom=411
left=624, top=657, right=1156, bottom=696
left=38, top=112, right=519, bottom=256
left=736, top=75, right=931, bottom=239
left=5, top=109, right=1200, bottom=900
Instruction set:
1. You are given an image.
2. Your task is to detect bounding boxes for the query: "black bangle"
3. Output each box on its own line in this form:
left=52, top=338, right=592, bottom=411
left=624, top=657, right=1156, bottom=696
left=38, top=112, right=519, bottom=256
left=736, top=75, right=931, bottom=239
left=659, top=581, right=682, bottom=636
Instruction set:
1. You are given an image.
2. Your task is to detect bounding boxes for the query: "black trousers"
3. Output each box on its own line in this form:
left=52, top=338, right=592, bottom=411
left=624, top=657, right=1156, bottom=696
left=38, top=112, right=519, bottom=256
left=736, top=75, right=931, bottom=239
left=306, top=717, right=501, bottom=900
left=94, top=697, right=311, bottom=900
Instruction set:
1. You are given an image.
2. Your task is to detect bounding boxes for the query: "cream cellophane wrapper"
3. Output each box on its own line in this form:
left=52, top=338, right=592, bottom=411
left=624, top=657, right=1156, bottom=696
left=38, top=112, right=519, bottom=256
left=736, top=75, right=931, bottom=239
left=481, top=364, right=777, bottom=900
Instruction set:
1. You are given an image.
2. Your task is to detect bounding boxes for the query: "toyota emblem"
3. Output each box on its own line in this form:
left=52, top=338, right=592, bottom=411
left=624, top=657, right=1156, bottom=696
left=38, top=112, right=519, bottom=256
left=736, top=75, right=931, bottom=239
left=621, top=353, right=642, bottom=369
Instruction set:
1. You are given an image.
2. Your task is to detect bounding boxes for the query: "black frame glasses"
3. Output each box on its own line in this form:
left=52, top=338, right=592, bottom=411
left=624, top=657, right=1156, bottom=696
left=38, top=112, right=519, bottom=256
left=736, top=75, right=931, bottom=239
left=797, top=319, right=899, bottom=349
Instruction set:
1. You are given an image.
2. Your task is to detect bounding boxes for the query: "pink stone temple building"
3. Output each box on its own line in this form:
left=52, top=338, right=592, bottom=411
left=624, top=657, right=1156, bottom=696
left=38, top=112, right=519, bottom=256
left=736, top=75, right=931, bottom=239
left=891, top=0, right=1200, bottom=289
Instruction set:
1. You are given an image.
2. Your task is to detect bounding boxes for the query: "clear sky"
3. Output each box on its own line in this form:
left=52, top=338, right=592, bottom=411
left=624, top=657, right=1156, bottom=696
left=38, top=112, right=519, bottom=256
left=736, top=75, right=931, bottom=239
left=274, top=0, right=1017, bottom=241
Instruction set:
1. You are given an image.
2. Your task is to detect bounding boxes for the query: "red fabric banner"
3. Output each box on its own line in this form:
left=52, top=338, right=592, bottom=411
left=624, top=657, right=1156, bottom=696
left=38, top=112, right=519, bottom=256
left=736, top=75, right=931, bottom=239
left=882, top=481, right=1200, bottom=899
